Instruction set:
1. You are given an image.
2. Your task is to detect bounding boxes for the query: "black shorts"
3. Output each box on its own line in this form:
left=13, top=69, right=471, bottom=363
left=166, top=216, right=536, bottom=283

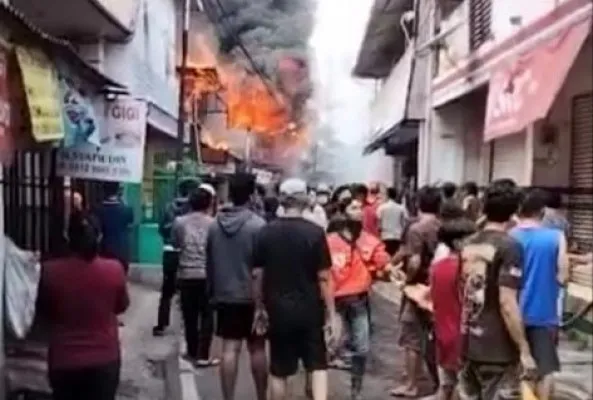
left=216, top=303, right=256, bottom=340
left=269, top=325, right=328, bottom=378
left=383, top=239, right=401, bottom=256
left=526, top=326, right=560, bottom=377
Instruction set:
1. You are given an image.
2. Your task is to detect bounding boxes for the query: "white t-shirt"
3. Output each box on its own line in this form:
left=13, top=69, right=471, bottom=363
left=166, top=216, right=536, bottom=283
left=376, top=200, right=408, bottom=240
left=276, top=204, right=328, bottom=230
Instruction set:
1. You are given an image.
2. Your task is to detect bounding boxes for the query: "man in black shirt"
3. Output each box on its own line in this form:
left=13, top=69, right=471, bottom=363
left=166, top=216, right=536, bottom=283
left=252, top=178, right=336, bottom=400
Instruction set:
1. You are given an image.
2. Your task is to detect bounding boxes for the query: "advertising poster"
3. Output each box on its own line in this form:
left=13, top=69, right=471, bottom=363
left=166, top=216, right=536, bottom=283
left=58, top=72, right=100, bottom=147
left=15, top=46, right=64, bottom=142
left=57, top=98, right=147, bottom=183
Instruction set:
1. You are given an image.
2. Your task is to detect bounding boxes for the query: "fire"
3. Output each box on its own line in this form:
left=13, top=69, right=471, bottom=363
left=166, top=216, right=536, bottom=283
left=187, top=34, right=293, bottom=138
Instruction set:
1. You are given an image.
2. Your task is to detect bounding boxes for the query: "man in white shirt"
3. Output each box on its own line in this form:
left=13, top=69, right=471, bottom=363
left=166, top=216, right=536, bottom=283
left=376, top=187, right=408, bottom=256
left=276, top=187, right=328, bottom=230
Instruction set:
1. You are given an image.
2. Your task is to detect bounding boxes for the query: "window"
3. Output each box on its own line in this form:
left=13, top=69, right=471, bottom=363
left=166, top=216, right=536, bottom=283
left=469, top=0, right=492, bottom=51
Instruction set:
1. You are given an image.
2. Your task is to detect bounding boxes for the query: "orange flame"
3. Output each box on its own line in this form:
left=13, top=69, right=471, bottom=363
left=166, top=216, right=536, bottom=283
left=187, top=34, right=292, bottom=138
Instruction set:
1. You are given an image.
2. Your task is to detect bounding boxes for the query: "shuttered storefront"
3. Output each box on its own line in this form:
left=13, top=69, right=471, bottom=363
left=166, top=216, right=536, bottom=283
left=569, top=93, right=593, bottom=251
left=490, top=133, right=525, bottom=184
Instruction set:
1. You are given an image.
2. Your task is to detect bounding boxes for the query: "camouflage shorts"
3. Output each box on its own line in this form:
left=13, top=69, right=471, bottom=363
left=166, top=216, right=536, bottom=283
left=458, top=361, right=520, bottom=400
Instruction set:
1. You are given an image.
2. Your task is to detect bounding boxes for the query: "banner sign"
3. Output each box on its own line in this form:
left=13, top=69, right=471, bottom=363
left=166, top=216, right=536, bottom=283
left=0, top=46, right=13, bottom=164
left=15, top=46, right=64, bottom=142
left=58, top=72, right=100, bottom=147
left=57, top=98, right=147, bottom=183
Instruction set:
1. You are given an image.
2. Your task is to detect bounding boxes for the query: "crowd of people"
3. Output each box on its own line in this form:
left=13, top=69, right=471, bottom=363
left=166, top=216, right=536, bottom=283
left=34, top=173, right=591, bottom=400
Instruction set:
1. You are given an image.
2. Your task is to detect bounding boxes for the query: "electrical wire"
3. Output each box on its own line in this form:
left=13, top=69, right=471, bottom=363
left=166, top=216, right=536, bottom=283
left=203, top=0, right=283, bottom=105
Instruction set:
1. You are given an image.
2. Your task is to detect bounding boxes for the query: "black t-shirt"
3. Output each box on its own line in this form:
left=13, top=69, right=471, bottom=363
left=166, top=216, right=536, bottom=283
left=253, top=217, right=331, bottom=331
left=461, top=229, right=522, bottom=364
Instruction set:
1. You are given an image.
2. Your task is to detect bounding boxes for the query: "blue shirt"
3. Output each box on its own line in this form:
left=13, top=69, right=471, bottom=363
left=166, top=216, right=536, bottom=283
left=94, top=199, right=134, bottom=263
left=510, top=225, right=561, bottom=327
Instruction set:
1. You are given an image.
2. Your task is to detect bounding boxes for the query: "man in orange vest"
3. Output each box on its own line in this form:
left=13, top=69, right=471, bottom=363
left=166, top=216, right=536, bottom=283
left=327, top=197, right=390, bottom=400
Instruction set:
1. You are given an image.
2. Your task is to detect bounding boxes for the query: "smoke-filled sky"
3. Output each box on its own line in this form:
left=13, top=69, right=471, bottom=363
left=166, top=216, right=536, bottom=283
left=309, top=0, right=394, bottom=184
left=204, top=0, right=313, bottom=77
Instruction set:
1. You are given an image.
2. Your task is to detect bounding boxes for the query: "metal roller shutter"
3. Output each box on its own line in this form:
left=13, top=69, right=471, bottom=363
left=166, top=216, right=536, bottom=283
left=569, top=93, right=593, bottom=251
left=490, top=133, right=525, bottom=184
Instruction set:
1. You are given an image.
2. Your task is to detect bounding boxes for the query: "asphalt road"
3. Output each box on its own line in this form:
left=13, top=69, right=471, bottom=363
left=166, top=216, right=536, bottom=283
left=190, top=292, right=435, bottom=399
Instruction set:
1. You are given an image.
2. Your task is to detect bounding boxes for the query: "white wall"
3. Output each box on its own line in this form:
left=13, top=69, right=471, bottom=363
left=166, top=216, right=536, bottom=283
left=533, top=35, right=592, bottom=187
left=428, top=102, right=465, bottom=184
left=489, top=0, right=569, bottom=46
left=436, top=0, right=574, bottom=78
left=79, top=0, right=178, bottom=118
left=94, top=0, right=138, bottom=30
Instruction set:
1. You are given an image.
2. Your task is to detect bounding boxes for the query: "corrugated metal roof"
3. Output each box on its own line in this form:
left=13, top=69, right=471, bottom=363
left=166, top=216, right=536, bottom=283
left=0, top=2, right=124, bottom=88
left=353, top=0, right=414, bottom=79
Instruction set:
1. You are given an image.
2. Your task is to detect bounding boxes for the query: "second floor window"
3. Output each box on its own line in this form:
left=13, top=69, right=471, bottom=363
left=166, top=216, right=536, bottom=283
left=469, top=0, right=492, bottom=51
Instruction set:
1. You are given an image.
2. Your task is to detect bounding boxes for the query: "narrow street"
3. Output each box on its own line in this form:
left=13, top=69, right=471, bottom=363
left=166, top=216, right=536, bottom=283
left=189, top=285, right=434, bottom=400
left=122, top=277, right=593, bottom=400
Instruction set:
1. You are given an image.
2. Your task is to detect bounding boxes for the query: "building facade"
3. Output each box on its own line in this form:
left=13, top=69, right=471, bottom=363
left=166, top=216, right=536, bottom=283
left=11, top=0, right=186, bottom=263
left=426, top=0, right=592, bottom=249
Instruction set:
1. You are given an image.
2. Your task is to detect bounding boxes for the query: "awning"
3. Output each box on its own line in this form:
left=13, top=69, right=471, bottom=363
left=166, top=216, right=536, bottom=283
left=484, top=16, right=591, bottom=141
left=363, top=121, right=419, bottom=155
left=352, top=0, right=414, bottom=79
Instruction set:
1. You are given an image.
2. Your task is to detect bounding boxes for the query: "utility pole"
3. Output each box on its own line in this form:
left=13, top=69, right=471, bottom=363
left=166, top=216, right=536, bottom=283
left=175, top=0, right=191, bottom=188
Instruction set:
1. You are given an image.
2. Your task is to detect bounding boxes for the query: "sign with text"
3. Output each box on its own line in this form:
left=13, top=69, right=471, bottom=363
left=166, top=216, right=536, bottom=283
left=57, top=98, right=147, bottom=183
left=484, top=18, right=591, bottom=141
left=16, top=46, right=64, bottom=142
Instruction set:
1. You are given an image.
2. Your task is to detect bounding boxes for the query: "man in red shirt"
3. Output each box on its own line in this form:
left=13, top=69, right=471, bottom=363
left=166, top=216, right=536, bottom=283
left=430, top=218, right=476, bottom=400
left=353, top=183, right=380, bottom=237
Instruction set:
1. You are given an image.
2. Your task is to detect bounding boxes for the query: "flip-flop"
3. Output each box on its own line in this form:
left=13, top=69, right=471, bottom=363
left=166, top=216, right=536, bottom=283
left=196, top=358, right=221, bottom=368
left=389, top=388, right=419, bottom=398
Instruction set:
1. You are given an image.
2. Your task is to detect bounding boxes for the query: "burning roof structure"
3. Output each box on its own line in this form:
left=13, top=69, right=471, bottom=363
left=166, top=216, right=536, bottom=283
left=187, top=2, right=313, bottom=169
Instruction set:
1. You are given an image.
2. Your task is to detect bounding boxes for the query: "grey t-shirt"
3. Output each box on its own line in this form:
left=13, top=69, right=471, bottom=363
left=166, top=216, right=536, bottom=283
left=206, top=206, right=266, bottom=304
left=172, top=212, right=214, bottom=280
left=376, top=200, right=408, bottom=240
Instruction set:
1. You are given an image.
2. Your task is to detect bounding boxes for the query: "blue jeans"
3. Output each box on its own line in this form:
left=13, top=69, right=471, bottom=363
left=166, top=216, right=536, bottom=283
left=336, top=293, right=370, bottom=393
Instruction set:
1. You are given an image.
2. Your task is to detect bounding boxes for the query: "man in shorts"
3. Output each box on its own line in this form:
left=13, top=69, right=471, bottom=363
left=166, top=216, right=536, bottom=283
left=512, top=189, right=569, bottom=400
left=206, top=173, right=267, bottom=400
left=459, top=181, right=537, bottom=399
left=252, top=178, right=335, bottom=400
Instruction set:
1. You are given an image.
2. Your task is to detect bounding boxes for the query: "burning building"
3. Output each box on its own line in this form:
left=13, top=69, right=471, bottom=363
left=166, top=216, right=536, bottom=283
left=185, top=2, right=314, bottom=170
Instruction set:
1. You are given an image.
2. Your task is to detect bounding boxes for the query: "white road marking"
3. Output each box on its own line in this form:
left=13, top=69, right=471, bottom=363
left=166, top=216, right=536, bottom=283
left=180, top=357, right=201, bottom=400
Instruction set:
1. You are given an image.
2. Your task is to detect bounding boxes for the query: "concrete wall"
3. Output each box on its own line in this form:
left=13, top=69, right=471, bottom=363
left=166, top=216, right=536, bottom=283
left=78, top=0, right=178, bottom=118
left=533, top=35, right=592, bottom=187
left=428, top=88, right=489, bottom=185
left=94, top=0, right=139, bottom=30
left=435, top=0, right=573, bottom=79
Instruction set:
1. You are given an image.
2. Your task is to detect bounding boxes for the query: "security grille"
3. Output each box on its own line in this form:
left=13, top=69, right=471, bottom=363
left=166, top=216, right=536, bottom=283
left=569, top=93, right=593, bottom=252
left=469, top=0, right=493, bottom=51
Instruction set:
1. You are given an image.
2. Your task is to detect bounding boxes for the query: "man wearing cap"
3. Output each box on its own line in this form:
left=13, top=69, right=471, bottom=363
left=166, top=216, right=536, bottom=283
left=171, top=184, right=219, bottom=367
left=153, top=177, right=199, bottom=337
left=252, top=178, right=335, bottom=400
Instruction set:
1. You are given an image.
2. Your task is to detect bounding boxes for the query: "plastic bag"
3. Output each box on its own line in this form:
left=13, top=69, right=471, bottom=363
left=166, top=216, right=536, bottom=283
left=4, top=237, right=41, bottom=339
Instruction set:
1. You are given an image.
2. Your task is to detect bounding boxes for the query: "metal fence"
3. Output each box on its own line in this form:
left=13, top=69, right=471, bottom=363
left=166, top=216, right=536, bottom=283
left=1, top=148, right=104, bottom=257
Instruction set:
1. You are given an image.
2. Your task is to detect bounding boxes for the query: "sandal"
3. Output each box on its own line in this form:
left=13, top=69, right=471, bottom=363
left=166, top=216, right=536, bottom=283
left=389, top=387, right=419, bottom=398
left=196, top=358, right=221, bottom=368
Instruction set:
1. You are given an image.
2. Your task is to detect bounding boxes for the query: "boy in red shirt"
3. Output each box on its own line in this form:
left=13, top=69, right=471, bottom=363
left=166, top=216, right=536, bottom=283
left=429, top=217, right=476, bottom=400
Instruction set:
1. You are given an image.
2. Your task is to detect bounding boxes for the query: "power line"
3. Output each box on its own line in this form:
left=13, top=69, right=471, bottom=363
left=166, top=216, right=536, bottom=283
left=203, top=0, right=283, bottom=106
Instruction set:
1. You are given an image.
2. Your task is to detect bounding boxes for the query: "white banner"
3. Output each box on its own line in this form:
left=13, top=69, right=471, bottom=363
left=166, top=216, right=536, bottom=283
left=57, top=98, right=147, bottom=183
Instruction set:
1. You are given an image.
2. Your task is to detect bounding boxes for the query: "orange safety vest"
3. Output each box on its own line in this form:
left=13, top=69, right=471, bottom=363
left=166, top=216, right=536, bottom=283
left=327, top=231, right=390, bottom=298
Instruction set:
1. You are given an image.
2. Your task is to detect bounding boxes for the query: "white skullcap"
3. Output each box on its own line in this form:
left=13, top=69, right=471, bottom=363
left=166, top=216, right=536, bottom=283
left=199, top=183, right=216, bottom=196
left=279, top=178, right=307, bottom=196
